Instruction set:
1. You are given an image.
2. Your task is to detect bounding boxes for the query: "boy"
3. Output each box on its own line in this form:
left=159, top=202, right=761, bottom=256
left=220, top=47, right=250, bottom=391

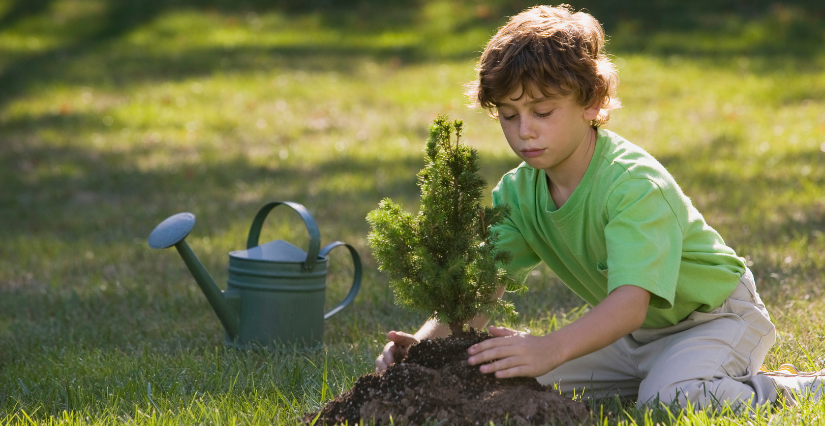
left=376, top=4, right=822, bottom=410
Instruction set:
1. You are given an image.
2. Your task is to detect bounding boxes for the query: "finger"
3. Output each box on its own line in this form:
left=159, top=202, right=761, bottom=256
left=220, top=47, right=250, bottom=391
left=378, top=342, right=399, bottom=366
left=467, top=335, right=513, bottom=356
left=487, top=326, right=518, bottom=337
left=375, top=356, right=387, bottom=373
left=388, top=331, right=419, bottom=346
left=468, top=344, right=520, bottom=365
left=479, top=355, right=525, bottom=374
left=493, top=364, right=534, bottom=379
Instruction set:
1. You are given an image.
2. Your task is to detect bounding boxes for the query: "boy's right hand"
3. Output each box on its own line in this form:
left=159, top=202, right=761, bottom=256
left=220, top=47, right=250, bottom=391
left=375, top=331, right=419, bottom=372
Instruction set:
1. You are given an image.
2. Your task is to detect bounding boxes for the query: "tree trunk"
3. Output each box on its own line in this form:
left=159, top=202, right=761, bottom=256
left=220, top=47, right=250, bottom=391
left=448, top=322, right=465, bottom=337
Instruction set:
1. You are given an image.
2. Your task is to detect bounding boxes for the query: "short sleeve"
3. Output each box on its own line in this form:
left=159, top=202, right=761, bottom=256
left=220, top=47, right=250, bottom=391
left=604, top=179, right=683, bottom=309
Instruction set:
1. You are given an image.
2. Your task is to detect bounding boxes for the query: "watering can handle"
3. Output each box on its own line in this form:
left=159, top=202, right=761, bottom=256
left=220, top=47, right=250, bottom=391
left=246, top=201, right=321, bottom=272
left=320, top=241, right=362, bottom=319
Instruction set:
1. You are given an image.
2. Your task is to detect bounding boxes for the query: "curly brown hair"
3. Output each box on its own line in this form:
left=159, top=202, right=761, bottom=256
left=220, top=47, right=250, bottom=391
left=465, top=4, right=620, bottom=126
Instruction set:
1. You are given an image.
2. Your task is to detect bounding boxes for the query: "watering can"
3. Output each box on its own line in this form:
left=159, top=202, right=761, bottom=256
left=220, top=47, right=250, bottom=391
left=147, top=201, right=361, bottom=350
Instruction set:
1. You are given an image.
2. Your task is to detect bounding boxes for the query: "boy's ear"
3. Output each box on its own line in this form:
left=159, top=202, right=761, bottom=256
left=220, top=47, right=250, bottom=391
left=582, top=99, right=601, bottom=121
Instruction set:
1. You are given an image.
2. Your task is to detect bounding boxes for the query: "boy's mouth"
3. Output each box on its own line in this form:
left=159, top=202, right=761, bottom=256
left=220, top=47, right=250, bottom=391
left=521, top=148, right=546, bottom=158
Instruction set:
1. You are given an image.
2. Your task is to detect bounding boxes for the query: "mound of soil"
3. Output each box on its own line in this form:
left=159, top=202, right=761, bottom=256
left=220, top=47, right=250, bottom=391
left=308, top=330, right=589, bottom=425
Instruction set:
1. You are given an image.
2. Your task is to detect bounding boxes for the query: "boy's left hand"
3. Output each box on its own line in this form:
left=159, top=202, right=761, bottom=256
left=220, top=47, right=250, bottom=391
left=467, top=326, right=562, bottom=379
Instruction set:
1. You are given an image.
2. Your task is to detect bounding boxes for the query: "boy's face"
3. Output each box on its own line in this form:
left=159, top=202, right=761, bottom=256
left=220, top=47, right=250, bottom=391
left=496, top=84, right=600, bottom=173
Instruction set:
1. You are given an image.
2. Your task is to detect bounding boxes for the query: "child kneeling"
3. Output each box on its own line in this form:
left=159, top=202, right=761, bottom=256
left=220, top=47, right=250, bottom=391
left=377, top=4, right=822, bottom=410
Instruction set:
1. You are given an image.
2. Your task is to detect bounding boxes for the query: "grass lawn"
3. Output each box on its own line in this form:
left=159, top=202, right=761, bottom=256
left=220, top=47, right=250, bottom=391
left=1, top=0, right=824, bottom=424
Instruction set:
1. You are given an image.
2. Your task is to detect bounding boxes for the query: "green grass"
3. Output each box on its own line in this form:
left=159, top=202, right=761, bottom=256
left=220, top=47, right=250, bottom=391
left=1, top=0, right=824, bottom=424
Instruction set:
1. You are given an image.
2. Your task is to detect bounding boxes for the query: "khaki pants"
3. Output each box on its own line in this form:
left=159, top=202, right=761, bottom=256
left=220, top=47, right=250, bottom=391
left=537, top=269, right=778, bottom=409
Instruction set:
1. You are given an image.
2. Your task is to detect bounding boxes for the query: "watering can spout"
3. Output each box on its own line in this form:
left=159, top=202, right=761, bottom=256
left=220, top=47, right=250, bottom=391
left=148, top=213, right=240, bottom=339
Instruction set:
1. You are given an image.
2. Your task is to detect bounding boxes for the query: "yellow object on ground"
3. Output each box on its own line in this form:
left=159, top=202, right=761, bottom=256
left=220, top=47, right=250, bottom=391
left=778, top=364, right=799, bottom=375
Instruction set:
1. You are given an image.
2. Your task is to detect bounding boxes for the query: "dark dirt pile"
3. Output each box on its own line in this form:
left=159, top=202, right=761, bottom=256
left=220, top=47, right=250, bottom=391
left=308, top=330, right=589, bottom=425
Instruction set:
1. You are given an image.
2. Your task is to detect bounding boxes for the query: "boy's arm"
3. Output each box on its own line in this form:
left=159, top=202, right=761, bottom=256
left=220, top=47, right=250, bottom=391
left=375, top=286, right=507, bottom=372
left=467, top=285, right=650, bottom=378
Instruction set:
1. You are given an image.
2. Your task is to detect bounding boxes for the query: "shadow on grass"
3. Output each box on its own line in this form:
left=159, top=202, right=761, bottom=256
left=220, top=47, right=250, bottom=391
left=0, top=0, right=824, bottom=111
left=0, top=0, right=54, bottom=31
left=0, top=44, right=438, bottom=94
left=0, top=0, right=469, bottom=110
left=579, top=0, right=825, bottom=53
left=0, top=0, right=421, bottom=105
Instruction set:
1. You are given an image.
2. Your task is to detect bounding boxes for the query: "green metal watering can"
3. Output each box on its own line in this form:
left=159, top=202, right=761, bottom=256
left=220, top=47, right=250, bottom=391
left=147, top=201, right=361, bottom=350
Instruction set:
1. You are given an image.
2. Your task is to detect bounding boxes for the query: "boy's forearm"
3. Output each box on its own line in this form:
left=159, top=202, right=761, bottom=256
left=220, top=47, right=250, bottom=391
left=548, top=285, right=650, bottom=365
left=413, top=318, right=450, bottom=340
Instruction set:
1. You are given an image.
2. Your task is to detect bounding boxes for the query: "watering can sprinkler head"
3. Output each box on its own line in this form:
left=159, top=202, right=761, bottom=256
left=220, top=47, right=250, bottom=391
left=148, top=202, right=362, bottom=350
left=148, top=212, right=196, bottom=250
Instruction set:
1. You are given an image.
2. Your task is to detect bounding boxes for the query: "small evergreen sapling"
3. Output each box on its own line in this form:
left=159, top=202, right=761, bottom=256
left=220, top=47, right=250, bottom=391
left=367, top=116, right=525, bottom=336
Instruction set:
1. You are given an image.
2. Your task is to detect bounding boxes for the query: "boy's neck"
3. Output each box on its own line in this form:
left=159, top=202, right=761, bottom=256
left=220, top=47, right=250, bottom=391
left=545, top=127, right=597, bottom=208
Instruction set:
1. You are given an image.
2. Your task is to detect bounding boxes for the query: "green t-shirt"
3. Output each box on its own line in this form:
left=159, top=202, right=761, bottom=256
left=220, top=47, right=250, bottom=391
left=491, top=129, right=746, bottom=328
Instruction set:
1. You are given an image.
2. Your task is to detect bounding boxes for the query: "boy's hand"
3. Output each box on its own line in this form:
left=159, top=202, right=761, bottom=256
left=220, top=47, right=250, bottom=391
left=466, top=326, right=563, bottom=379
left=375, top=331, right=420, bottom=372
left=468, top=286, right=651, bottom=379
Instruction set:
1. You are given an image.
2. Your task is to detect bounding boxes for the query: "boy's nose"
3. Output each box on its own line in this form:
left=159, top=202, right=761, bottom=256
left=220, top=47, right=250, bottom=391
left=519, top=118, right=537, bottom=140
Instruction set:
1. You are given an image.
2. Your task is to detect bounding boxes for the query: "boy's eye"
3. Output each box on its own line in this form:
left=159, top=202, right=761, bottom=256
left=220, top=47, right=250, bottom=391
left=535, top=111, right=553, bottom=118
left=501, top=113, right=517, bottom=121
